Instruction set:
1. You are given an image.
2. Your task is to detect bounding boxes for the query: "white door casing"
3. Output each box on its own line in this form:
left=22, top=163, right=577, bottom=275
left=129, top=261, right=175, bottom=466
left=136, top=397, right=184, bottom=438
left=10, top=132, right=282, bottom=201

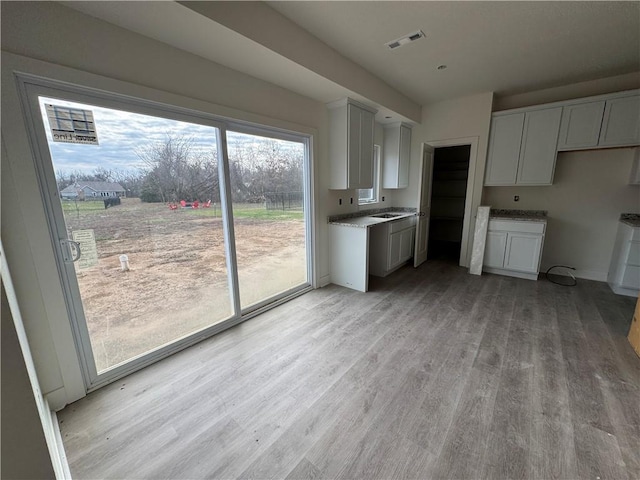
left=414, top=144, right=434, bottom=268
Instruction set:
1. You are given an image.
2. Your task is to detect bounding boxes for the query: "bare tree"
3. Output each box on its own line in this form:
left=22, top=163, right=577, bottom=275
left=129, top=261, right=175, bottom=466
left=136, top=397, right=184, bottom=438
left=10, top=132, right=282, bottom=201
left=137, top=135, right=219, bottom=203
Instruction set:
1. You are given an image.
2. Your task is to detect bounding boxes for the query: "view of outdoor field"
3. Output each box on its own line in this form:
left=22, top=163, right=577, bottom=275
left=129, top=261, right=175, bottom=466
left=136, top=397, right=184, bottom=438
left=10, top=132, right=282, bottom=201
left=40, top=96, right=308, bottom=373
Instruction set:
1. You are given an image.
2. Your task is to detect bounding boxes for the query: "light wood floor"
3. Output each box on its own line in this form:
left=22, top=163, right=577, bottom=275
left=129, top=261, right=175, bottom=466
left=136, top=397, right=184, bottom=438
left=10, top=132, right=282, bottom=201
left=58, top=261, right=640, bottom=479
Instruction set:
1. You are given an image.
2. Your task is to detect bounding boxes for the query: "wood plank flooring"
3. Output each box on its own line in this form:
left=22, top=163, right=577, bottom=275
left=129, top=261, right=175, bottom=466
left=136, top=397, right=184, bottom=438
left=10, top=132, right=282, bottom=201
left=58, top=261, right=640, bottom=479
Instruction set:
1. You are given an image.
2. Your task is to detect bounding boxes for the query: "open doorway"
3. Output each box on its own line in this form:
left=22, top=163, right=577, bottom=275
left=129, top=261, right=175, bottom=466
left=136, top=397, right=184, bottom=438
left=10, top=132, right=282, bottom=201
left=427, top=145, right=471, bottom=263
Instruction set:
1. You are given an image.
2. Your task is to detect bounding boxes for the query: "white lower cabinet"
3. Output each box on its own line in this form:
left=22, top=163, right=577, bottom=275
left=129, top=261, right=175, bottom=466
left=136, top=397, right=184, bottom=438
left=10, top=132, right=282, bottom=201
left=370, top=217, right=416, bottom=277
left=484, top=231, right=508, bottom=268
left=388, top=227, right=415, bottom=271
left=504, top=233, right=543, bottom=272
left=608, top=221, right=640, bottom=297
left=483, top=219, right=546, bottom=280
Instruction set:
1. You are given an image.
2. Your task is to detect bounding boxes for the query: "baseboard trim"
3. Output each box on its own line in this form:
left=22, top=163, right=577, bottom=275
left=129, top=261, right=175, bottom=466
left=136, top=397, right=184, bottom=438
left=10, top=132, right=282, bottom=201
left=483, top=266, right=538, bottom=281
left=608, top=282, right=640, bottom=298
left=319, top=274, right=331, bottom=288
left=44, top=399, right=72, bottom=479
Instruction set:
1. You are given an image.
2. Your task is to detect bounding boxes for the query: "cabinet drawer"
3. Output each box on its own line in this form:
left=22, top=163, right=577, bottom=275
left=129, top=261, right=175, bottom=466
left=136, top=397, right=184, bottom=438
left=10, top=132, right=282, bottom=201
left=389, top=216, right=416, bottom=233
left=488, top=219, right=545, bottom=234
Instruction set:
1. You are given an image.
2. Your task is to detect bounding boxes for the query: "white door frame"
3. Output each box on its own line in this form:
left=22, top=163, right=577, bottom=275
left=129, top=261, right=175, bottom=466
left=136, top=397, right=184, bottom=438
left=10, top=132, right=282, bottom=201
left=414, top=144, right=434, bottom=268
left=424, top=137, right=479, bottom=268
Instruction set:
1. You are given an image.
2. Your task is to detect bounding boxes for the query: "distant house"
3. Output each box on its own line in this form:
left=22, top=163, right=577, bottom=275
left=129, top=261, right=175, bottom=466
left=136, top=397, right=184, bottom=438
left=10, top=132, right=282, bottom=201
left=60, top=181, right=126, bottom=200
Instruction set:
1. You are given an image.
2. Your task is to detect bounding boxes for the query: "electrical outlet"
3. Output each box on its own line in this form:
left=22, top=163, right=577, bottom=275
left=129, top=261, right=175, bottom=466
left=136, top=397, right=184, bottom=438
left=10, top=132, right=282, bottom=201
left=382, top=196, right=385, bottom=202
left=514, top=195, right=520, bottom=202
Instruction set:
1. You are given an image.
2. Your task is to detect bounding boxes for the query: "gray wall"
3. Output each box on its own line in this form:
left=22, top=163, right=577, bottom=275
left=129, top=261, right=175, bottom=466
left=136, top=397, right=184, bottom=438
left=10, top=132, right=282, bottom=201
left=1, top=285, right=55, bottom=479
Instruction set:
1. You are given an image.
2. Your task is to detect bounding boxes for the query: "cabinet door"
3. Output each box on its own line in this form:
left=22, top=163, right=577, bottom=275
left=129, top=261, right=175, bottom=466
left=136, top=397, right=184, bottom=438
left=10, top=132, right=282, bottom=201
left=504, top=233, right=543, bottom=273
left=484, top=113, right=524, bottom=185
left=398, top=125, right=411, bottom=188
left=557, top=101, right=605, bottom=150
left=599, top=95, right=640, bottom=147
left=517, top=107, right=562, bottom=185
left=388, top=231, right=403, bottom=270
left=484, top=231, right=507, bottom=268
left=399, top=228, right=415, bottom=261
left=347, top=104, right=361, bottom=189
left=358, top=108, right=375, bottom=189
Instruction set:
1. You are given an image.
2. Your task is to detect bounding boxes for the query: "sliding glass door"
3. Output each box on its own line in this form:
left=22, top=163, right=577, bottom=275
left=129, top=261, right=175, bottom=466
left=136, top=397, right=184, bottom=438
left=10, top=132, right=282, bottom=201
left=20, top=79, right=312, bottom=389
left=227, top=130, right=309, bottom=311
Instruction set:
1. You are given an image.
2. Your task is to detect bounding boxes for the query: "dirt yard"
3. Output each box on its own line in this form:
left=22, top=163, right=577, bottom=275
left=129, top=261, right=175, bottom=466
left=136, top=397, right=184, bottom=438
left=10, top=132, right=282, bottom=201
left=63, top=198, right=306, bottom=372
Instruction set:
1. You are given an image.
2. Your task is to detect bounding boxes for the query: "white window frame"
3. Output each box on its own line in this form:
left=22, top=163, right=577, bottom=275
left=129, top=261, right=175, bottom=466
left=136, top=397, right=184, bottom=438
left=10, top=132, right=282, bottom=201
left=358, top=144, right=380, bottom=205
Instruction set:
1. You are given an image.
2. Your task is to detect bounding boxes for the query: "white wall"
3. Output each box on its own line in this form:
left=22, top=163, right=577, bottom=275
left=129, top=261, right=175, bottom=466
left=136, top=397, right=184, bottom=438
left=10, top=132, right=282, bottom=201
left=1, top=1, right=333, bottom=408
left=483, top=147, right=639, bottom=280
left=180, top=1, right=421, bottom=123
left=396, top=92, right=494, bottom=266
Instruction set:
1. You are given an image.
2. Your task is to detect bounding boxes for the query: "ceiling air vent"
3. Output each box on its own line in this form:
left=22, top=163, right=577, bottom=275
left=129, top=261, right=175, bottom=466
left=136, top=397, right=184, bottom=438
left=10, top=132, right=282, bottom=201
left=386, top=30, right=425, bottom=50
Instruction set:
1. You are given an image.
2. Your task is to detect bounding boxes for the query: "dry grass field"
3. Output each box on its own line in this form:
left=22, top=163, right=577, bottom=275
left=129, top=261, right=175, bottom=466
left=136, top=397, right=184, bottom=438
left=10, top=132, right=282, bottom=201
left=63, top=198, right=306, bottom=372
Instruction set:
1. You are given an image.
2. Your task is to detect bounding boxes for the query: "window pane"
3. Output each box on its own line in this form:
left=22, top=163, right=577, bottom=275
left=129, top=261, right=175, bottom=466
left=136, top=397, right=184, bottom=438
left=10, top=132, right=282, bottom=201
left=39, top=96, right=234, bottom=373
left=227, top=131, right=308, bottom=310
left=358, top=145, right=379, bottom=204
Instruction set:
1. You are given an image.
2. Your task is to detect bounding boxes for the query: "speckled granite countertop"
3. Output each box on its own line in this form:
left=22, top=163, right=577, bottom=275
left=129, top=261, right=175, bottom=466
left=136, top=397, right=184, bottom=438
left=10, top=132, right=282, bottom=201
left=489, top=209, right=548, bottom=222
left=620, top=213, right=640, bottom=227
left=328, top=207, right=417, bottom=228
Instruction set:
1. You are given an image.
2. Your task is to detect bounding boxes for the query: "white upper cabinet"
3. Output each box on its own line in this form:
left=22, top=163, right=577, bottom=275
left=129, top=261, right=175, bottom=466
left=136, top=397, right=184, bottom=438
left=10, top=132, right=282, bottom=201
left=484, top=107, right=561, bottom=186
left=517, top=107, right=562, bottom=185
left=557, top=101, right=605, bottom=150
left=328, top=98, right=377, bottom=189
left=484, top=113, right=524, bottom=185
left=599, top=95, right=640, bottom=147
left=485, top=90, right=639, bottom=187
left=382, top=122, right=412, bottom=189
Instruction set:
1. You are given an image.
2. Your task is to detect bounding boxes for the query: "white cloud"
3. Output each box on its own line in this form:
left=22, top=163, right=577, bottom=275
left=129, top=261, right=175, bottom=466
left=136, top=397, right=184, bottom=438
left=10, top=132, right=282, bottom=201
left=39, top=96, right=219, bottom=175
left=37, top=97, right=305, bottom=176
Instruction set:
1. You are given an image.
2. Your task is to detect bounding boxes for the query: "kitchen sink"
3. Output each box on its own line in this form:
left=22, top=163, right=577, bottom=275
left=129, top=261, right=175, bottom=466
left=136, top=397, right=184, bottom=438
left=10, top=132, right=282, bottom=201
left=370, top=213, right=403, bottom=219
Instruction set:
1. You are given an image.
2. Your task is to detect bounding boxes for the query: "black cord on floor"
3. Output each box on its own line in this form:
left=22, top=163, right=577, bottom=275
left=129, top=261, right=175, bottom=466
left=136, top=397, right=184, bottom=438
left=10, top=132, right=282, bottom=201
left=545, top=265, right=577, bottom=286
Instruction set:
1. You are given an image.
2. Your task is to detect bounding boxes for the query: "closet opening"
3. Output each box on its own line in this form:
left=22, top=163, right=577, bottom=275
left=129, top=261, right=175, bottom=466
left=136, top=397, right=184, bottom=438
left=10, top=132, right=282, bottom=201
left=427, top=145, right=471, bottom=263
